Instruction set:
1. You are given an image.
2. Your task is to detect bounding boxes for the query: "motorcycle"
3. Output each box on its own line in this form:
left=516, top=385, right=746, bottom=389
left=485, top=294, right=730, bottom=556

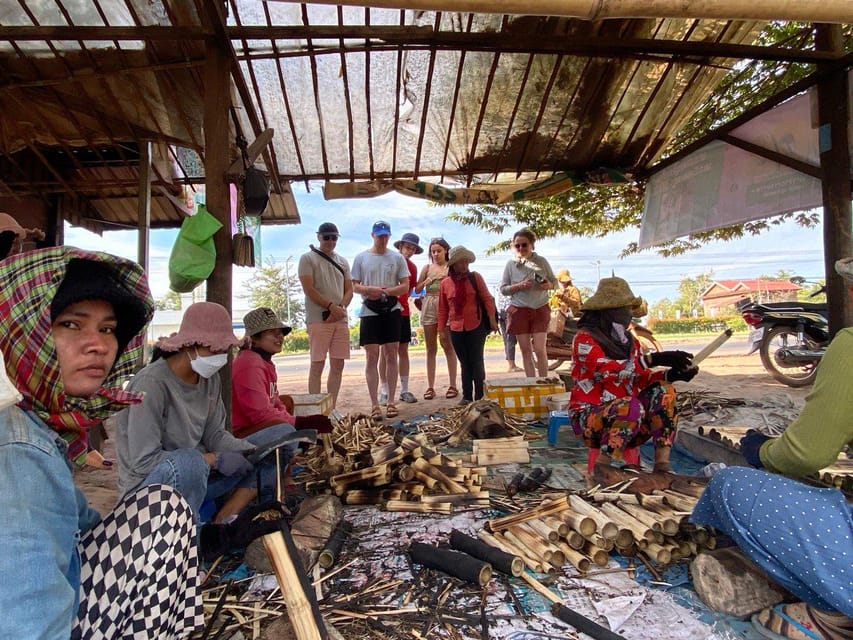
left=546, top=309, right=661, bottom=371
left=737, top=289, right=828, bottom=387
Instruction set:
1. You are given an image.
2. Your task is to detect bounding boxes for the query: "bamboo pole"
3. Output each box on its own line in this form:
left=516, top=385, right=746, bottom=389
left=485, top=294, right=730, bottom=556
left=503, top=528, right=555, bottom=572
left=385, top=500, right=452, bottom=514
left=563, top=511, right=597, bottom=537
left=513, top=524, right=566, bottom=567
left=486, top=530, right=547, bottom=574
left=487, top=496, right=570, bottom=532
left=619, top=502, right=679, bottom=536
left=568, top=495, right=624, bottom=544
left=472, top=450, right=530, bottom=465
left=554, top=540, right=591, bottom=572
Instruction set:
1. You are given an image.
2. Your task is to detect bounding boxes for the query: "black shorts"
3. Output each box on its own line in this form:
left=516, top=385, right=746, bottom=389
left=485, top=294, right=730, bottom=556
left=360, top=310, right=403, bottom=346
left=399, top=315, right=412, bottom=344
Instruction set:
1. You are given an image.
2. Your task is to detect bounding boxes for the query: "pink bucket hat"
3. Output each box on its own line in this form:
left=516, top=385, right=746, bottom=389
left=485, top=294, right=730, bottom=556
left=157, top=301, right=241, bottom=352
left=0, top=213, right=26, bottom=238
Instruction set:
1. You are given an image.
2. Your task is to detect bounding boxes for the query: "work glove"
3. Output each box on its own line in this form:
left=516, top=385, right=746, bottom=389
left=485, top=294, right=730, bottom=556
left=645, top=350, right=694, bottom=370
left=215, top=450, right=253, bottom=476
left=294, top=414, right=333, bottom=434
left=199, top=500, right=288, bottom=562
left=740, top=429, right=771, bottom=468
left=665, top=365, right=699, bottom=383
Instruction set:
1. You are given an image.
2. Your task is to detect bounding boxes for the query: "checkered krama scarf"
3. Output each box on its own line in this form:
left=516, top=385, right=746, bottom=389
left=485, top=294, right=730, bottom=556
left=0, top=247, right=154, bottom=463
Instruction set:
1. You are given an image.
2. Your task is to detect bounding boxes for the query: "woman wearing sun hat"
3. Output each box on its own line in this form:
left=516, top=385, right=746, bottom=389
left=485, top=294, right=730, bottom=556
left=114, top=301, right=290, bottom=524
left=437, top=245, right=498, bottom=405
left=0, top=247, right=204, bottom=638
left=568, top=276, right=698, bottom=474
left=690, top=259, right=853, bottom=638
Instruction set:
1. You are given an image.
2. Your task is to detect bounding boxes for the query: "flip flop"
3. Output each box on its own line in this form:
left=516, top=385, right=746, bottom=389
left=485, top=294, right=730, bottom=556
left=385, top=403, right=399, bottom=418
left=445, top=386, right=459, bottom=399
left=423, top=388, right=436, bottom=400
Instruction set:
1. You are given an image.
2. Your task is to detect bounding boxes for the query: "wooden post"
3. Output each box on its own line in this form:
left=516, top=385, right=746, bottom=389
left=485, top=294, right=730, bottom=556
left=204, top=36, right=235, bottom=417
left=816, top=23, right=853, bottom=335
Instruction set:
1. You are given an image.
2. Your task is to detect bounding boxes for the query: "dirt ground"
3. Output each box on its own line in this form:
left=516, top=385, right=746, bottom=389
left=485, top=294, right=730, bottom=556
left=74, top=340, right=811, bottom=514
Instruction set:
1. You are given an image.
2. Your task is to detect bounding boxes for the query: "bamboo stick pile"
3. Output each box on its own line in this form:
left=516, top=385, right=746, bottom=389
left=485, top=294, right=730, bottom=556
left=304, top=431, right=490, bottom=514
left=480, top=485, right=715, bottom=575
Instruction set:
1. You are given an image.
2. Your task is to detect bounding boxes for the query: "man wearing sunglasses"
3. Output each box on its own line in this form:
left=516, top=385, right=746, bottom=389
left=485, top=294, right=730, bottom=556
left=298, top=222, right=353, bottom=408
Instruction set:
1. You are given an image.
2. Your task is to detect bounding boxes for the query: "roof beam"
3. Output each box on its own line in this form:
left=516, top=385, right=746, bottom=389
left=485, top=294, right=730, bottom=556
left=0, top=25, right=842, bottom=64
left=283, top=0, right=853, bottom=25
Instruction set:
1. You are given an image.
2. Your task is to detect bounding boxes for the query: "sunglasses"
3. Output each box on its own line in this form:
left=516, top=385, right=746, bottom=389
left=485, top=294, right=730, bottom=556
left=514, top=242, right=529, bottom=249
left=322, top=234, right=339, bottom=241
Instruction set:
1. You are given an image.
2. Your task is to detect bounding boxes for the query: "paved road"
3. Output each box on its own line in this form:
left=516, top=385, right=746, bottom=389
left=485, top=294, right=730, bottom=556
left=274, top=334, right=753, bottom=377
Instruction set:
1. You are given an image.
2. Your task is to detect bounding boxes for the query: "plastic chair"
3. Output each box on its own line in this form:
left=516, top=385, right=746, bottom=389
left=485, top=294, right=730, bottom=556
left=547, top=410, right=570, bottom=445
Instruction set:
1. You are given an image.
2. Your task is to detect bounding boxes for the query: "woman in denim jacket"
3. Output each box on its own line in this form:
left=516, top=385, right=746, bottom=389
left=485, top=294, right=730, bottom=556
left=0, top=247, right=203, bottom=638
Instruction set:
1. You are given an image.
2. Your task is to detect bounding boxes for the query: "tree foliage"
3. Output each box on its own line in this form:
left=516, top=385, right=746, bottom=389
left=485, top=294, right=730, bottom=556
left=243, top=258, right=305, bottom=327
left=155, top=289, right=182, bottom=311
left=448, top=22, right=849, bottom=256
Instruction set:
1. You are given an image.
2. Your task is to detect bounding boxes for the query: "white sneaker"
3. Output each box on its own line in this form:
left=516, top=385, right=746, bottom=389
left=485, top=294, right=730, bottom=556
left=399, top=391, right=417, bottom=403
left=379, top=392, right=388, bottom=405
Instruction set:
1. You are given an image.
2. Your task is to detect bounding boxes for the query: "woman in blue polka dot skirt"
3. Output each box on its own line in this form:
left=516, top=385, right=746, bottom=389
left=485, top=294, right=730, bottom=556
left=691, top=259, right=853, bottom=640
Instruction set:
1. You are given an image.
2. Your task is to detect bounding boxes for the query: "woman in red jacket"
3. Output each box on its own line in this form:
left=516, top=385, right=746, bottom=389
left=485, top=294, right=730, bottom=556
left=437, top=246, right=498, bottom=404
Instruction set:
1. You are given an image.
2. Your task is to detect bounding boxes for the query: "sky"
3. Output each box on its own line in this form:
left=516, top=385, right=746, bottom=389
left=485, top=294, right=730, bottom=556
left=65, top=182, right=826, bottom=313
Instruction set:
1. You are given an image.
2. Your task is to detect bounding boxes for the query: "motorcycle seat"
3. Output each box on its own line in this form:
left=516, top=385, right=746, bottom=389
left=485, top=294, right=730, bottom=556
left=750, top=301, right=827, bottom=314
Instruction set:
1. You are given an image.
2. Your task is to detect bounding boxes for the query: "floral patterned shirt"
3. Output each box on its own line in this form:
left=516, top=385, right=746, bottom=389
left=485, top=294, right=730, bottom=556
left=569, top=330, right=664, bottom=408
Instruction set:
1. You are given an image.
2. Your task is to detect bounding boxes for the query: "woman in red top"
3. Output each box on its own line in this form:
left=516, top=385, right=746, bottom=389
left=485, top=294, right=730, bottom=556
left=569, top=277, right=698, bottom=473
left=437, top=246, right=498, bottom=404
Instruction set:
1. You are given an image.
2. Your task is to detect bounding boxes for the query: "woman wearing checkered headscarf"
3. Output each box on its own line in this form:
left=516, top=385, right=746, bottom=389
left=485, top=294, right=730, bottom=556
left=0, top=247, right=203, bottom=639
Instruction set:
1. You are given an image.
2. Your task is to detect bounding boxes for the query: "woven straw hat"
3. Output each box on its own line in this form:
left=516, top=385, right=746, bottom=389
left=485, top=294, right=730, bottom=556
left=556, top=268, right=572, bottom=282
left=582, top=277, right=642, bottom=311
left=448, top=245, right=476, bottom=267
left=835, top=257, right=853, bottom=283
left=157, top=301, right=241, bottom=352
left=243, top=307, right=292, bottom=338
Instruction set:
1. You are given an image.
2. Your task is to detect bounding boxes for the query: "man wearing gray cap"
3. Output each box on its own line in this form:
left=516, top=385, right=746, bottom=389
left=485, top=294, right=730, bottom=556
left=298, top=222, right=353, bottom=408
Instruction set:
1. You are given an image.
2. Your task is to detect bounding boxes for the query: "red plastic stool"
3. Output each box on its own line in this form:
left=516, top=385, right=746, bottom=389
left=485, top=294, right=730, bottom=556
left=587, top=447, right=640, bottom=474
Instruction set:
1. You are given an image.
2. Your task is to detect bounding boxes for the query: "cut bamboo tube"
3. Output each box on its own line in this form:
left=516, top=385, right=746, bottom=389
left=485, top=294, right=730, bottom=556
left=616, top=502, right=663, bottom=532
left=449, top=530, right=524, bottom=577
left=504, top=528, right=556, bottom=571
left=525, top=518, right=560, bottom=543
left=593, top=492, right=639, bottom=504
left=568, top=495, right=623, bottom=543
left=409, top=542, right=492, bottom=586
left=564, top=530, right=586, bottom=550
left=421, top=491, right=490, bottom=504
left=412, top=470, right=438, bottom=489
left=656, top=490, right=698, bottom=513
left=582, top=542, right=610, bottom=567
left=554, top=540, right=591, bottom=572
left=487, top=496, right=571, bottom=532
left=411, top=458, right=468, bottom=494
left=643, top=542, right=672, bottom=565
left=486, top=531, right=546, bottom=574
left=394, top=465, right=415, bottom=483
left=385, top=500, right=452, bottom=514
left=318, top=521, right=352, bottom=569
left=563, top=511, right=597, bottom=537
left=263, top=526, right=327, bottom=640
left=329, top=464, right=388, bottom=488
left=600, top=503, right=655, bottom=543
left=616, top=543, right=638, bottom=557
left=473, top=435, right=526, bottom=446
left=620, top=502, right=680, bottom=536
left=541, top=515, right=570, bottom=539
left=472, top=450, right=530, bottom=465
left=582, top=533, right=615, bottom=552
left=514, top=523, right=566, bottom=567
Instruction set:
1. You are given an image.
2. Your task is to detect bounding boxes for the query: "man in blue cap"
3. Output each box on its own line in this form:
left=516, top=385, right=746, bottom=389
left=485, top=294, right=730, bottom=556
left=379, top=232, right=422, bottom=405
left=351, top=221, right=410, bottom=420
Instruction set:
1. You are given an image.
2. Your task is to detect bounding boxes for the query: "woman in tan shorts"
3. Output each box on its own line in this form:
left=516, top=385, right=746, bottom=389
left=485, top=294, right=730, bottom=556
left=415, top=238, right=458, bottom=399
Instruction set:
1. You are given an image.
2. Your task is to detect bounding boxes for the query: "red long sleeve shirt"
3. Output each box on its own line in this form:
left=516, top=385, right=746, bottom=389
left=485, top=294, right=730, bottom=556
left=437, top=271, right=496, bottom=332
left=231, top=348, right=295, bottom=437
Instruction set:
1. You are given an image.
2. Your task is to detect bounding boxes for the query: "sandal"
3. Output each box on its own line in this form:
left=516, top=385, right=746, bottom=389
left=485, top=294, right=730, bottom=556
left=445, top=386, right=459, bottom=399
left=423, top=388, right=436, bottom=400
left=370, top=405, right=383, bottom=420
left=752, top=603, right=848, bottom=640
left=385, top=403, right=399, bottom=419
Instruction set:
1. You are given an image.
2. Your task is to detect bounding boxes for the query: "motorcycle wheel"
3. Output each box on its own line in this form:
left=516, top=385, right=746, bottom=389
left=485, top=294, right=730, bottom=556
left=547, top=358, right=567, bottom=371
left=758, top=326, right=819, bottom=387
left=633, top=326, right=662, bottom=355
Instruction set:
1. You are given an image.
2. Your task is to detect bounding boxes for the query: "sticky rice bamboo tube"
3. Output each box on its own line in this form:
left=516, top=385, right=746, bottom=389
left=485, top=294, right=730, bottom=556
left=583, top=533, right=615, bottom=552
left=412, top=470, right=438, bottom=489
left=692, top=328, right=733, bottom=364
left=592, top=492, right=639, bottom=504
left=412, top=458, right=468, bottom=494
left=515, top=523, right=566, bottom=567
left=615, top=542, right=638, bottom=557
left=329, top=464, right=388, bottom=488
left=394, top=465, right=415, bottom=483
left=506, top=526, right=556, bottom=566
left=473, top=451, right=531, bottom=465
left=409, top=542, right=492, bottom=587
left=487, top=496, right=571, bottom=532
left=421, top=491, right=490, bottom=504
left=622, top=503, right=680, bottom=536
left=563, top=511, right=597, bottom=537
left=473, top=436, right=525, bottom=446
left=640, top=498, right=688, bottom=524
left=450, top=530, right=524, bottom=577
left=472, top=440, right=529, bottom=452
left=568, top=495, right=620, bottom=541
left=655, top=489, right=698, bottom=513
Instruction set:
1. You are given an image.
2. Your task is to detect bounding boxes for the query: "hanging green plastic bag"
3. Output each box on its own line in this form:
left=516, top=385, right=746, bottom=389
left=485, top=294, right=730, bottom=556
left=168, top=204, right=223, bottom=293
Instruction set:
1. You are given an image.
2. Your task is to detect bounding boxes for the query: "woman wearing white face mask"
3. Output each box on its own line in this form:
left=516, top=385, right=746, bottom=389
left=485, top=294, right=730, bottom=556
left=115, top=301, right=289, bottom=524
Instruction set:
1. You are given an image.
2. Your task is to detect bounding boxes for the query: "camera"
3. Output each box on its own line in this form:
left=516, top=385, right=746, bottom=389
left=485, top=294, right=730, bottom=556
left=533, top=273, right=545, bottom=284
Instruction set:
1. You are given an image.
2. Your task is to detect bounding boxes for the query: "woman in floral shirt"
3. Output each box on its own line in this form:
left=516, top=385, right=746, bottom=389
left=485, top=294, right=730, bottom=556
left=568, top=277, right=698, bottom=473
